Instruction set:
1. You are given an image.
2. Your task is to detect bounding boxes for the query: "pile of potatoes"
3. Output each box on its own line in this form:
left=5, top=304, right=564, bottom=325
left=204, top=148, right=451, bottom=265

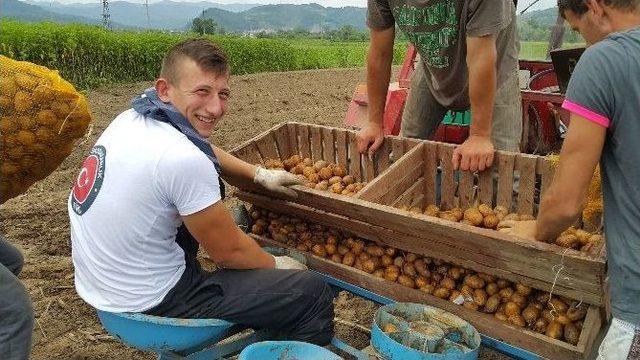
left=250, top=206, right=588, bottom=346
left=264, top=155, right=366, bottom=196
left=0, top=56, right=92, bottom=203
left=399, top=203, right=603, bottom=253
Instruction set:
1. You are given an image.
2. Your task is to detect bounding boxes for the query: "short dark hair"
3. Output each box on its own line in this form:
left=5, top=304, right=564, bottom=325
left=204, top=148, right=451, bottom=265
left=558, top=0, right=640, bottom=18
left=161, top=38, right=229, bottom=84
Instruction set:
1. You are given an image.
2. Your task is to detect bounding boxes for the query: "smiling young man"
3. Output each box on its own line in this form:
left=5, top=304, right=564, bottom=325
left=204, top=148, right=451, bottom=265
left=68, top=38, right=335, bottom=345
left=500, top=1, right=640, bottom=358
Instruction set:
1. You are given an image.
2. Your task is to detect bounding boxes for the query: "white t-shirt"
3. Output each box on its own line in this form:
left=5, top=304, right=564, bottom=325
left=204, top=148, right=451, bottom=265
left=69, top=109, right=221, bottom=312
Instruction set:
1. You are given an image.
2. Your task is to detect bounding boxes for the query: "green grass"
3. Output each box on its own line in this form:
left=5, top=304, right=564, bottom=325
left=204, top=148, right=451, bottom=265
left=0, top=20, right=583, bottom=89
left=520, top=41, right=585, bottom=60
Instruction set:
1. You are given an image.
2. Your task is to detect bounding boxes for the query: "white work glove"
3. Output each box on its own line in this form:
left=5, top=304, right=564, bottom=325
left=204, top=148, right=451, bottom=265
left=253, top=167, right=304, bottom=197
left=273, top=255, right=307, bottom=270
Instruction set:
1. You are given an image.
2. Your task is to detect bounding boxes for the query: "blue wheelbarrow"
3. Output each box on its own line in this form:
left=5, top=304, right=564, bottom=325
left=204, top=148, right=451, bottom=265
left=96, top=310, right=272, bottom=359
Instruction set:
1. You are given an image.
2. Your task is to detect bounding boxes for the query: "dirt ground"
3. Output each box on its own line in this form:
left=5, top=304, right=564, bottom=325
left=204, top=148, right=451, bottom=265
left=0, top=67, right=513, bottom=359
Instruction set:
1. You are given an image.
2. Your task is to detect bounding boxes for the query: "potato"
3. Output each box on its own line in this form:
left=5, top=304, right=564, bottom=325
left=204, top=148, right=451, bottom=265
left=510, top=293, right=527, bottom=309
left=357, top=252, right=370, bottom=262
left=545, top=321, right=563, bottom=340
left=463, top=301, right=479, bottom=311
left=381, top=254, right=393, bottom=267
left=354, top=260, right=363, bottom=271
left=435, top=265, right=449, bottom=275
left=342, top=175, right=355, bottom=185
left=478, top=204, right=494, bottom=217
left=251, top=224, right=265, bottom=235
left=431, top=273, right=443, bottom=283
left=555, top=314, right=572, bottom=326
left=440, top=277, right=456, bottom=290
left=393, top=256, right=404, bottom=268
left=499, top=287, right=515, bottom=301
left=351, top=242, right=364, bottom=255
left=295, top=243, right=309, bottom=252
left=504, top=302, right=521, bottom=317
left=433, top=287, right=451, bottom=299
left=318, top=167, right=333, bottom=180
left=548, top=297, right=569, bottom=313
left=473, top=289, right=488, bottom=306
left=483, top=214, right=500, bottom=229
left=589, top=234, right=603, bottom=244
left=448, top=290, right=462, bottom=303
left=567, top=306, right=587, bottom=321
left=315, top=182, right=329, bottom=190
left=464, top=275, right=486, bottom=289
left=363, top=259, right=378, bottom=274
left=409, top=206, right=422, bottom=214
left=563, top=322, right=580, bottom=345
left=496, top=279, right=510, bottom=289
left=555, top=234, right=579, bottom=249
left=419, top=284, right=435, bottom=295
left=414, top=259, right=429, bottom=277
left=403, top=263, right=417, bottom=277
left=486, top=283, right=499, bottom=296
left=330, top=182, right=344, bottom=194
left=484, top=295, right=501, bottom=313
left=494, top=205, right=509, bottom=219
left=448, top=267, right=463, bottom=280
left=424, top=204, right=439, bottom=217
left=477, top=273, right=496, bottom=283
left=533, top=318, right=548, bottom=333
left=495, top=312, right=508, bottom=322
left=342, top=252, right=355, bottom=266
left=460, top=285, right=474, bottom=299
left=508, top=314, right=526, bottom=327
left=397, top=275, right=416, bottom=288
left=502, top=213, right=520, bottom=221
left=415, top=276, right=429, bottom=289
left=324, top=244, right=337, bottom=256
left=520, top=214, right=536, bottom=221
left=522, top=306, right=540, bottom=325
left=515, top=283, right=532, bottom=296
left=464, top=208, right=484, bottom=226
left=451, top=208, right=464, bottom=222
left=366, top=245, right=385, bottom=257
left=384, top=265, right=400, bottom=282
left=312, top=244, right=327, bottom=257
left=330, top=254, right=343, bottom=263
left=302, top=158, right=313, bottom=167
left=333, top=165, right=347, bottom=177
left=373, top=268, right=385, bottom=278
left=438, top=211, right=459, bottom=223
left=313, top=160, right=328, bottom=172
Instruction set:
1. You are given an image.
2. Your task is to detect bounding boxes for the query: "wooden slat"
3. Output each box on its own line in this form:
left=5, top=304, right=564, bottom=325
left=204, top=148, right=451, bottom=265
left=496, top=152, right=516, bottom=211
left=321, top=127, right=336, bottom=164
left=233, top=142, right=263, bottom=166
left=538, top=157, right=555, bottom=196
left=297, top=124, right=311, bottom=159
left=391, top=138, right=405, bottom=163
left=459, top=171, right=476, bottom=208
left=477, top=168, right=495, bottom=207
left=286, top=123, right=299, bottom=156
left=253, top=130, right=280, bottom=161
left=376, top=138, right=391, bottom=174
left=335, top=130, right=349, bottom=170
left=239, top=189, right=606, bottom=305
left=391, top=178, right=425, bottom=208
left=348, top=132, right=362, bottom=182
left=363, top=152, right=376, bottom=182
left=273, top=123, right=292, bottom=159
left=309, top=126, right=323, bottom=161
left=516, top=155, right=538, bottom=215
left=576, top=306, right=602, bottom=356
left=423, top=143, right=438, bottom=206
left=356, top=144, right=423, bottom=203
left=254, top=235, right=600, bottom=360
left=438, top=144, right=456, bottom=210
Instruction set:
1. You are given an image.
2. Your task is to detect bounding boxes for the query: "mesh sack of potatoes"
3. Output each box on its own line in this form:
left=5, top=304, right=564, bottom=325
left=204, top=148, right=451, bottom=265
left=0, top=55, right=92, bottom=203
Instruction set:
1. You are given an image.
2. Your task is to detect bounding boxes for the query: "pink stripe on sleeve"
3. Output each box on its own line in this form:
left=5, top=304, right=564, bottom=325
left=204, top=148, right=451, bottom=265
left=562, top=100, right=611, bottom=128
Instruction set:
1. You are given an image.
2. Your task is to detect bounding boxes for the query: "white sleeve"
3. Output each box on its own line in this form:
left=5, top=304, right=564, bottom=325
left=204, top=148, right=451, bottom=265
left=155, top=142, right=222, bottom=216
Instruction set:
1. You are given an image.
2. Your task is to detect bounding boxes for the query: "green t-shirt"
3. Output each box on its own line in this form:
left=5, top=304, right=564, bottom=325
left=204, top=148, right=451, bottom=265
left=562, top=27, right=640, bottom=326
left=367, top=0, right=519, bottom=109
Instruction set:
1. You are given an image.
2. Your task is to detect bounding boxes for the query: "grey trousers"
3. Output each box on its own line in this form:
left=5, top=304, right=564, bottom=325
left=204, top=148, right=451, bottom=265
left=144, top=226, right=335, bottom=346
left=401, top=60, right=523, bottom=152
left=0, top=236, right=33, bottom=360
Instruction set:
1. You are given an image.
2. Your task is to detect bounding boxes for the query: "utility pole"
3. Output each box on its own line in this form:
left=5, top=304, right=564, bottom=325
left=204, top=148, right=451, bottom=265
left=102, top=0, right=112, bottom=30
left=144, top=0, right=151, bottom=29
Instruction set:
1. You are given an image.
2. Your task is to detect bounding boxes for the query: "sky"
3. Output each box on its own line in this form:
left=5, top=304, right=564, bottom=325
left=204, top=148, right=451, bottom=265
left=32, top=0, right=558, bottom=12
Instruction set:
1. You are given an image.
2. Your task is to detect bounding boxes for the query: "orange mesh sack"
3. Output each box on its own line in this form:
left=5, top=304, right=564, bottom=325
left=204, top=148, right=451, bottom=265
left=0, top=55, right=92, bottom=203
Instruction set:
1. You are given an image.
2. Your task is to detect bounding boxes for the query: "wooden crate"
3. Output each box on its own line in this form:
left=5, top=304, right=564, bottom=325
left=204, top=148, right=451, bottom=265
left=230, top=122, right=419, bottom=193
left=232, top=123, right=606, bottom=307
left=252, top=234, right=603, bottom=360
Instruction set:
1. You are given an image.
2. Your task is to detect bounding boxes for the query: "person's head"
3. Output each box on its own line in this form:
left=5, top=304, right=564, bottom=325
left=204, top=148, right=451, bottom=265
left=558, top=0, right=640, bottom=44
left=156, top=38, right=230, bottom=138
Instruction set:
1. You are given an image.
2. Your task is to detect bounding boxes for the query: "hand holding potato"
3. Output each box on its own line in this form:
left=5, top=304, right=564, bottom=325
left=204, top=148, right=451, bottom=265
left=497, top=220, right=538, bottom=241
left=254, top=167, right=305, bottom=197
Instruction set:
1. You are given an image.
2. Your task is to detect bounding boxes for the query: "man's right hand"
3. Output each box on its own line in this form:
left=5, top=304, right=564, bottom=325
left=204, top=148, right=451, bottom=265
left=356, top=122, right=384, bottom=156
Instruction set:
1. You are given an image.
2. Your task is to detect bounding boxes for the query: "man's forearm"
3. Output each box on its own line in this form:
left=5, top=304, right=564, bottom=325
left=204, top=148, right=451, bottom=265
left=212, top=145, right=257, bottom=181
left=366, top=40, right=393, bottom=127
left=214, top=231, right=275, bottom=269
left=535, top=185, right=583, bottom=242
left=467, top=37, right=497, bottom=137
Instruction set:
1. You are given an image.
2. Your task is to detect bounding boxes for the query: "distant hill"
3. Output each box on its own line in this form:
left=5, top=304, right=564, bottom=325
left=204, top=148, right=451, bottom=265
left=1, top=0, right=133, bottom=28
left=520, top=7, right=559, bottom=27
left=200, top=4, right=366, bottom=33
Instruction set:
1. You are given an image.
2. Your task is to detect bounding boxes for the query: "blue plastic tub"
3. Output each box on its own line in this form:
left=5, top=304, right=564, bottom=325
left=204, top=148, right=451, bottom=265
left=238, top=341, right=342, bottom=360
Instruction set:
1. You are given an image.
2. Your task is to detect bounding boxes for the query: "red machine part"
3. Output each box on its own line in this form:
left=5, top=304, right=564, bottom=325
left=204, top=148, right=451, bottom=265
left=343, top=45, right=566, bottom=154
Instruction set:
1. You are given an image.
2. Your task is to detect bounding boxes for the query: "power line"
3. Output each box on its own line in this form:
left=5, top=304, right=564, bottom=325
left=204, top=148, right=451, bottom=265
left=102, top=0, right=112, bottom=30
left=144, top=0, right=150, bottom=28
